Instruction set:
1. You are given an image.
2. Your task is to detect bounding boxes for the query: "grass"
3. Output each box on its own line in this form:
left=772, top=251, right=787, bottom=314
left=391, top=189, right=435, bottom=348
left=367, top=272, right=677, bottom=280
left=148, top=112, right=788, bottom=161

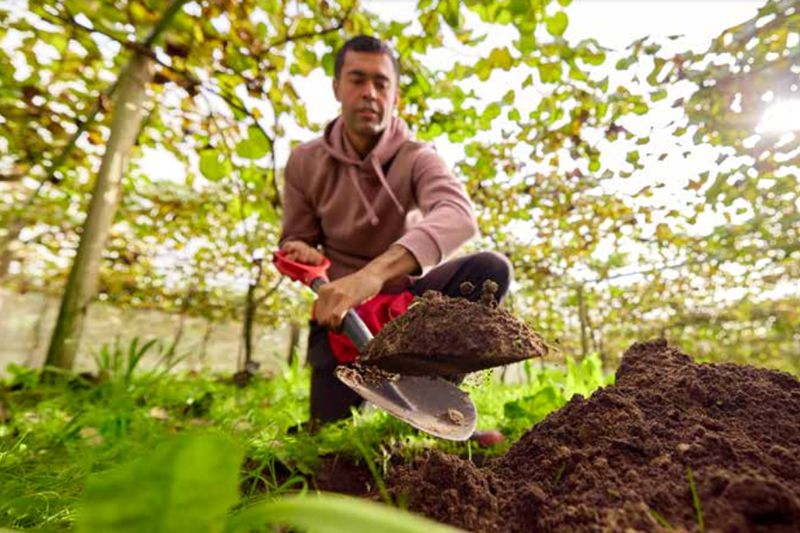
left=0, top=344, right=612, bottom=530
left=649, top=508, right=674, bottom=530
left=687, top=467, right=705, bottom=533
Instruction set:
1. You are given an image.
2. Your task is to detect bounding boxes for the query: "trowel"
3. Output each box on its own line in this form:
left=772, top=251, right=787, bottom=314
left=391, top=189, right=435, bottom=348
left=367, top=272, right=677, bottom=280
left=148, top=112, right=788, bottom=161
left=273, top=250, right=477, bottom=441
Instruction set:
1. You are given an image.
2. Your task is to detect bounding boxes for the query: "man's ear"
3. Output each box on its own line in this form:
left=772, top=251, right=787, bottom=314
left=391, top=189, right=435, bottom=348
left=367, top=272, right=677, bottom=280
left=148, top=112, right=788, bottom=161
left=332, top=78, right=341, bottom=102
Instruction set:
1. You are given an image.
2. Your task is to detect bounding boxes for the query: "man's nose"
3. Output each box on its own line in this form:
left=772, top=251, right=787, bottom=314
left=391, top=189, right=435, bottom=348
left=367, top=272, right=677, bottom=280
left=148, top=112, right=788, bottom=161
left=360, top=82, right=377, bottom=99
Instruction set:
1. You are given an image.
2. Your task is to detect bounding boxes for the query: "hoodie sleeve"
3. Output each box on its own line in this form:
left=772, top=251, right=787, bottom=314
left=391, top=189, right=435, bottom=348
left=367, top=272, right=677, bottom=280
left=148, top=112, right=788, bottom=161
left=279, top=147, right=321, bottom=248
left=395, top=146, right=479, bottom=270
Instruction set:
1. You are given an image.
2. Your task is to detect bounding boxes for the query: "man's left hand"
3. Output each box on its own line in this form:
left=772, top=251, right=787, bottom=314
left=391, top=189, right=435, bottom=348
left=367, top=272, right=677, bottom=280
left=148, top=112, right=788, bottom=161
left=314, top=270, right=383, bottom=329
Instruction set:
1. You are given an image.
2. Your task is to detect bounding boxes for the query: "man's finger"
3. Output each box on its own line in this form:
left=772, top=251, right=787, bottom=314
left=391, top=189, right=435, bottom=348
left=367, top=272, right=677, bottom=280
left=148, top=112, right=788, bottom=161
left=301, top=250, right=317, bottom=264
left=305, top=251, right=322, bottom=265
left=329, top=303, right=350, bottom=329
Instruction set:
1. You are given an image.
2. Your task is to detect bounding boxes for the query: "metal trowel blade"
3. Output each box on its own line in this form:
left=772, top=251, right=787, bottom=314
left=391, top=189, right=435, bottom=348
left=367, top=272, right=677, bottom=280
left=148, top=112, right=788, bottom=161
left=335, top=366, right=477, bottom=441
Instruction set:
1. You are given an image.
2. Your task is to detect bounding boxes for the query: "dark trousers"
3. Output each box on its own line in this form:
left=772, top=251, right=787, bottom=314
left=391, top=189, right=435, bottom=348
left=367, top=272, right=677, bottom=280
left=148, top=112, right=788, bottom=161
left=307, top=251, right=513, bottom=423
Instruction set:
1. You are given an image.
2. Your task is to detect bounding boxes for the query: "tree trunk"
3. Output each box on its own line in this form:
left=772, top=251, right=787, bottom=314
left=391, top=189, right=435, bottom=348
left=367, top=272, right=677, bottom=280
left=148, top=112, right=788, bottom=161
left=0, top=220, right=22, bottom=280
left=169, top=311, right=187, bottom=359
left=241, top=282, right=256, bottom=373
left=26, top=294, right=52, bottom=367
left=200, top=319, right=214, bottom=362
left=577, top=284, right=589, bottom=359
left=45, top=53, right=154, bottom=370
left=240, top=258, right=264, bottom=373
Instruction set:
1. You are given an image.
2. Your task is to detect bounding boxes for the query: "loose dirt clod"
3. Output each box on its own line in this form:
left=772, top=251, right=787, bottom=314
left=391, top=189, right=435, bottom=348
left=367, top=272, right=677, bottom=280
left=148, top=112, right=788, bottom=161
left=442, top=408, right=465, bottom=426
left=336, top=366, right=364, bottom=386
left=360, top=290, right=547, bottom=376
left=338, top=364, right=400, bottom=385
left=479, top=279, right=499, bottom=308
left=459, top=281, right=475, bottom=296
left=388, top=340, right=800, bottom=532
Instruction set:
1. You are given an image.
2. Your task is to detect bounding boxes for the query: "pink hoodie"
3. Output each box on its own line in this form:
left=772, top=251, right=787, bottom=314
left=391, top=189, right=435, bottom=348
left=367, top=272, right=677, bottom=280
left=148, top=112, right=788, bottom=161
left=280, top=116, right=478, bottom=281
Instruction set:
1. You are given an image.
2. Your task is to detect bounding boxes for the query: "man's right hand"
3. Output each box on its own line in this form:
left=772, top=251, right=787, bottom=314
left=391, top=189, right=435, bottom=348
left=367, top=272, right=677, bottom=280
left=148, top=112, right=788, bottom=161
left=281, top=240, right=324, bottom=265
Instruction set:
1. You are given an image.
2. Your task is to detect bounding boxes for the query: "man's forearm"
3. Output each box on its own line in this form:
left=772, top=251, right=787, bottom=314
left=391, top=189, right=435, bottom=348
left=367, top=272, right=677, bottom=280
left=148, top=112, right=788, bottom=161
left=361, top=245, right=420, bottom=285
left=313, top=245, right=419, bottom=328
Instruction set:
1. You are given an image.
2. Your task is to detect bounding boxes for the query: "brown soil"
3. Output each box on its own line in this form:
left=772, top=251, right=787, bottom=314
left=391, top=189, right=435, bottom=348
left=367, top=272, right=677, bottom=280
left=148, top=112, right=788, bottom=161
left=388, top=340, right=800, bottom=532
left=360, top=288, right=548, bottom=376
left=312, top=455, right=377, bottom=496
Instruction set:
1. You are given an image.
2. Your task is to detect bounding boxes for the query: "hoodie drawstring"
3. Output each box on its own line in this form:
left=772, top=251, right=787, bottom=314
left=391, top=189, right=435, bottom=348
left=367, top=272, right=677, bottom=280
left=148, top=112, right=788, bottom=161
left=319, top=117, right=409, bottom=226
left=370, top=154, right=405, bottom=216
left=346, top=165, right=381, bottom=226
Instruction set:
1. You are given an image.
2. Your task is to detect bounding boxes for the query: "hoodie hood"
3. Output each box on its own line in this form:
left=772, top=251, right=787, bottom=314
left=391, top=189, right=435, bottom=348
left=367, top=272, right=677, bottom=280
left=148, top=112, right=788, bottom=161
left=320, top=116, right=411, bottom=225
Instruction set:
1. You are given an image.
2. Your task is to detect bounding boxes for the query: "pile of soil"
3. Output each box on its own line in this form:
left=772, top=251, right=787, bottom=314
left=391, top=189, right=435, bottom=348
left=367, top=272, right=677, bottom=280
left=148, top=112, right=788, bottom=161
left=388, top=340, right=800, bottom=532
left=361, top=287, right=548, bottom=376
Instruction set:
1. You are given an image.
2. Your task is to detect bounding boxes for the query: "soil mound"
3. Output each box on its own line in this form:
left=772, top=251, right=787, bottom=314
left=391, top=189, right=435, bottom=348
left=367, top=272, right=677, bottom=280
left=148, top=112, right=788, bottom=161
left=361, top=288, right=547, bottom=376
left=388, top=340, right=800, bottom=532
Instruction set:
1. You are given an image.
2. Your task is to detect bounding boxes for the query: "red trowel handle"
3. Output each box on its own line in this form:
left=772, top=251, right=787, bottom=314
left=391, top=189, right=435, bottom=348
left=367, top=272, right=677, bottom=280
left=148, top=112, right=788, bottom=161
left=272, top=250, right=332, bottom=287
left=272, top=250, right=373, bottom=353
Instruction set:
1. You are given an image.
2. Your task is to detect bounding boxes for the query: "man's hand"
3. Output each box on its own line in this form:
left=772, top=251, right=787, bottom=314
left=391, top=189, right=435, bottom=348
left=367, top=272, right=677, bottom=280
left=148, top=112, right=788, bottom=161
left=314, top=270, right=383, bottom=329
left=282, top=240, right=324, bottom=265
left=314, top=245, right=420, bottom=329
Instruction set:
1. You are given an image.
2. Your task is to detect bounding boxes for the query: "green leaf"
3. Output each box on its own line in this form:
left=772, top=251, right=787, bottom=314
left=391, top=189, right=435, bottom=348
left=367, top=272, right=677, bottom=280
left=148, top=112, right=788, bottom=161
left=249, top=124, right=272, bottom=154
left=322, top=53, right=335, bottom=76
left=227, top=493, right=460, bottom=533
left=632, top=101, right=649, bottom=115
left=655, top=223, right=672, bottom=240
left=439, top=0, right=460, bottom=28
left=522, top=74, right=534, bottom=88
left=545, top=12, right=568, bottom=37
left=483, top=102, right=501, bottom=121
left=488, top=47, right=514, bottom=70
left=615, top=55, right=637, bottom=70
left=502, top=386, right=563, bottom=423
left=538, top=62, right=562, bottom=83
left=647, top=57, right=666, bottom=85
left=581, top=50, right=606, bottom=66
left=651, top=89, right=668, bottom=102
left=76, top=434, right=241, bottom=533
left=199, top=150, right=229, bottom=181
left=475, top=60, right=492, bottom=81
left=236, top=126, right=271, bottom=159
left=568, top=64, right=588, bottom=82
left=508, top=0, right=529, bottom=15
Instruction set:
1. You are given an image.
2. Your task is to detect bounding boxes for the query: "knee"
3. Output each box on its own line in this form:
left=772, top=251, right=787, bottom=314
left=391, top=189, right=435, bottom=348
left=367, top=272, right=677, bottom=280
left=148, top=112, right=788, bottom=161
left=478, top=251, right=513, bottom=283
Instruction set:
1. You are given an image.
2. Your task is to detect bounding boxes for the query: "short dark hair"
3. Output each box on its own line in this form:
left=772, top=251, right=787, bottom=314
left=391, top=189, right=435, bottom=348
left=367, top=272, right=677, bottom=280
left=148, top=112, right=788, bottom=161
left=334, top=35, right=400, bottom=81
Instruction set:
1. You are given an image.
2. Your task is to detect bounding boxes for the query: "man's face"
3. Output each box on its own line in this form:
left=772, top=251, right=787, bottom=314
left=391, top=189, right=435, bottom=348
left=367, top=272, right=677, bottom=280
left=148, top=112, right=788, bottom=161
left=333, top=51, right=399, bottom=142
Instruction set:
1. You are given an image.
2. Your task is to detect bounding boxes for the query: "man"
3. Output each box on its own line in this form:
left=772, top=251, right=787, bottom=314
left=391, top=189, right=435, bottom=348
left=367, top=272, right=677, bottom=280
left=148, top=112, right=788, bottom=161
left=280, top=35, right=512, bottom=424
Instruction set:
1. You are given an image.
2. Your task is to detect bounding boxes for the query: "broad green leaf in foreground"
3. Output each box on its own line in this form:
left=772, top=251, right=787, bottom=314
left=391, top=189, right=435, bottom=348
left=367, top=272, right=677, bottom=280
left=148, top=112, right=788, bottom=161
left=227, top=493, right=464, bottom=533
left=76, top=434, right=242, bottom=533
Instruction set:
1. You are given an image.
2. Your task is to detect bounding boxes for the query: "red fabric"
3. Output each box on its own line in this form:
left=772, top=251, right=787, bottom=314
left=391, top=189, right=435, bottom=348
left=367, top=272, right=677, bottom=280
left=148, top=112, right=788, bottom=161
left=327, top=291, right=414, bottom=364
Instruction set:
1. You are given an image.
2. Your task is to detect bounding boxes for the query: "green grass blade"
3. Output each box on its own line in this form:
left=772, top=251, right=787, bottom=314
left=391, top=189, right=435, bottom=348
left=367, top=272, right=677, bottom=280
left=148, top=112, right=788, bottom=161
left=649, top=508, right=674, bottom=530
left=687, top=467, right=705, bottom=533
left=227, top=493, right=462, bottom=533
